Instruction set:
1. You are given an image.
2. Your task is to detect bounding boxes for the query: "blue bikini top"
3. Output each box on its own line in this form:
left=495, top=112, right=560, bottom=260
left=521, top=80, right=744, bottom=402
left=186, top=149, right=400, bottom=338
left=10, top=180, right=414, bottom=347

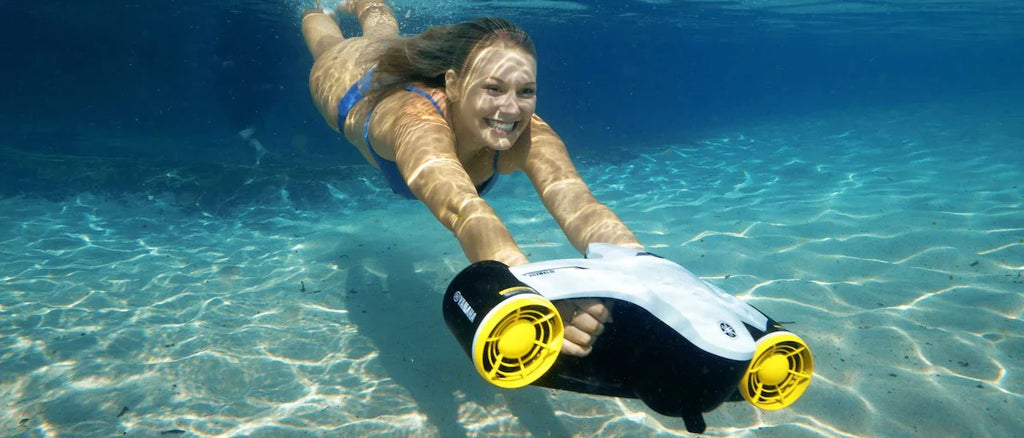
left=338, top=69, right=499, bottom=199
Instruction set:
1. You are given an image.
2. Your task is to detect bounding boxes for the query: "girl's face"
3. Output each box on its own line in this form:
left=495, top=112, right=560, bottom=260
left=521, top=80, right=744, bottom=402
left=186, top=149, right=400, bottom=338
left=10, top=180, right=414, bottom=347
left=447, top=44, right=537, bottom=151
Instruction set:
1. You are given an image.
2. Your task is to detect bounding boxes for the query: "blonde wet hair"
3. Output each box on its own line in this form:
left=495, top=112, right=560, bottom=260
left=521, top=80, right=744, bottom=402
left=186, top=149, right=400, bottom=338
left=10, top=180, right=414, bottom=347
left=367, top=17, right=536, bottom=102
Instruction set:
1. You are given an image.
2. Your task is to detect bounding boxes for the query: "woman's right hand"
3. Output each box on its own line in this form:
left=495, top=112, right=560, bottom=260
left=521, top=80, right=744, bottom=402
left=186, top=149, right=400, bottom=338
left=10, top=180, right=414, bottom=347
left=555, top=298, right=611, bottom=357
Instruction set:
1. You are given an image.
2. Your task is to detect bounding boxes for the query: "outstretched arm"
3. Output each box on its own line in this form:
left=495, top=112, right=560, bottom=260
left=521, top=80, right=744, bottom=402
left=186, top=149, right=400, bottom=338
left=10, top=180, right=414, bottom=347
left=511, top=113, right=639, bottom=356
left=383, top=94, right=529, bottom=266
left=516, top=114, right=642, bottom=254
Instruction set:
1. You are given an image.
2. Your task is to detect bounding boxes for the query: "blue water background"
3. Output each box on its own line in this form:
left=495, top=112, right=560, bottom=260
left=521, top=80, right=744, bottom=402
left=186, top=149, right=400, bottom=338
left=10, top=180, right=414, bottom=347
left=3, top=1, right=1022, bottom=200
left=2, top=1, right=1024, bottom=437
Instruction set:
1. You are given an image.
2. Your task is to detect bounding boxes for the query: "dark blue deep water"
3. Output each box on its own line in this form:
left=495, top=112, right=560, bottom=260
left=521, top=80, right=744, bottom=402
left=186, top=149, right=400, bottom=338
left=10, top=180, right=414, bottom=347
left=3, top=1, right=1022, bottom=204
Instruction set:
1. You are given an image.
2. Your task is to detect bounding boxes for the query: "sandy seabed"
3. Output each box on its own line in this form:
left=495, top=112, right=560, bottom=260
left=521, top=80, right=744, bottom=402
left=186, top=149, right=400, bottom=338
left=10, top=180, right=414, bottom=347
left=2, top=97, right=1022, bottom=437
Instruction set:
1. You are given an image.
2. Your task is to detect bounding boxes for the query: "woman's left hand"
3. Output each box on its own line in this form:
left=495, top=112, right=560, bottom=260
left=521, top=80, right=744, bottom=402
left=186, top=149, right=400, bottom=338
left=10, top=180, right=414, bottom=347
left=555, top=298, right=611, bottom=356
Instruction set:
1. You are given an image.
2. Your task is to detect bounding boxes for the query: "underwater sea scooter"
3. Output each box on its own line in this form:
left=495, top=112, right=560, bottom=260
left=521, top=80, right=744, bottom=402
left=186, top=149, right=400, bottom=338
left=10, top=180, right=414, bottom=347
left=442, top=243, right=813, bottom=433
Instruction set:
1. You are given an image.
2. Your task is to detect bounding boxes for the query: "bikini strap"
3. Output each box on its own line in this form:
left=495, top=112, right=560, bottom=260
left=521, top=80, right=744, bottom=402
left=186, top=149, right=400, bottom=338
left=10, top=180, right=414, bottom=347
left=403, top=85, right=444, bottom=115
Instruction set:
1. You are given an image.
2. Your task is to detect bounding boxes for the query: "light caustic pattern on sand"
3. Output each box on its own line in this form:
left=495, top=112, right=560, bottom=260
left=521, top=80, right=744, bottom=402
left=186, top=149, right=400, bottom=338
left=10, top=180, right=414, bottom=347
left=2, top=101, right=1023, bottom=436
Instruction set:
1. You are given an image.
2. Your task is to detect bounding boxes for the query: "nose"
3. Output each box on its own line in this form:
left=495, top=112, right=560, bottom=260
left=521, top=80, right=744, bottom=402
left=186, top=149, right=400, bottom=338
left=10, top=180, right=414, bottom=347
left=497, top=92, right=520, bottom=115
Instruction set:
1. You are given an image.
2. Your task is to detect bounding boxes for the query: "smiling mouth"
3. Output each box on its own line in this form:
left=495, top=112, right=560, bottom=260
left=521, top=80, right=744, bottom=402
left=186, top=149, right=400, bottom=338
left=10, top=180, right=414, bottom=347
left=485, top=119, right=517, bottom=133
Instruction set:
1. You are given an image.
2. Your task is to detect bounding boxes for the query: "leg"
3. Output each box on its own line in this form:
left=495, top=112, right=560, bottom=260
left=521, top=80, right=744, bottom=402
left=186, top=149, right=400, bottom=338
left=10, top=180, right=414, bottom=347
left=302, top=8, right=344, bottom=60
left=343, top=0, right=398, bottom=40
left=305, top=0, right=396, bottom=137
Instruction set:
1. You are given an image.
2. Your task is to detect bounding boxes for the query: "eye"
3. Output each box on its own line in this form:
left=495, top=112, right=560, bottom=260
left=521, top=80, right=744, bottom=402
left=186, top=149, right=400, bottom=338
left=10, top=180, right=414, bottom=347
left=484, top=85, right=502, bottom=94
left=519, top=87, right=536, bottom=98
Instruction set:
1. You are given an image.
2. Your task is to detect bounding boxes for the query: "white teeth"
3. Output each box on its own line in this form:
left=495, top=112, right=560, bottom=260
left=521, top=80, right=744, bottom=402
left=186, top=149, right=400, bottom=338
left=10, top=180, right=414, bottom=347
left=486, top=119, right=515, bottom=131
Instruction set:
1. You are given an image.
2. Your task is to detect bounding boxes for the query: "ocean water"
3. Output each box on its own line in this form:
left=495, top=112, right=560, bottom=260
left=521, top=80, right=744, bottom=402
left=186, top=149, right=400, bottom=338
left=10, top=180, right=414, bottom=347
left=2, top=1, right=1023, bottom=437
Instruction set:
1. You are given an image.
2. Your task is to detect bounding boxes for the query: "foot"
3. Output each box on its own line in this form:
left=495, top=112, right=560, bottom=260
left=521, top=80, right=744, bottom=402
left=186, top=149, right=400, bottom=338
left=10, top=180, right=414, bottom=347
left=340, top=0, right=385, bottom=17
left=338, top=0, right=356, bottom=16
left=303, top=0, right=327, bottom=18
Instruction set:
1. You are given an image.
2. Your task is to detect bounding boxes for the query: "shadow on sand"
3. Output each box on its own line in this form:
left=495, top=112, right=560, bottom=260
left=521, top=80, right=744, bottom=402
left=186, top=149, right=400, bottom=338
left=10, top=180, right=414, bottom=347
left=340, top=245, right=571, bottom=437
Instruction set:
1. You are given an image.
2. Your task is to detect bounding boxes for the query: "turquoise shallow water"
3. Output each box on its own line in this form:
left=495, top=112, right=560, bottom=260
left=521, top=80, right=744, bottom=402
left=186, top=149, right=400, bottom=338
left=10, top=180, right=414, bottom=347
left=2, top=95, right=1022, bottom=437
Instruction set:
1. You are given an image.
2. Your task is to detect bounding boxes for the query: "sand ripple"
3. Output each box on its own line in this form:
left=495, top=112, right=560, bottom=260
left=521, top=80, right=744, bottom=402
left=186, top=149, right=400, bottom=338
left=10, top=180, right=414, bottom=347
left=2, top=99, right=1022, bottom=436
